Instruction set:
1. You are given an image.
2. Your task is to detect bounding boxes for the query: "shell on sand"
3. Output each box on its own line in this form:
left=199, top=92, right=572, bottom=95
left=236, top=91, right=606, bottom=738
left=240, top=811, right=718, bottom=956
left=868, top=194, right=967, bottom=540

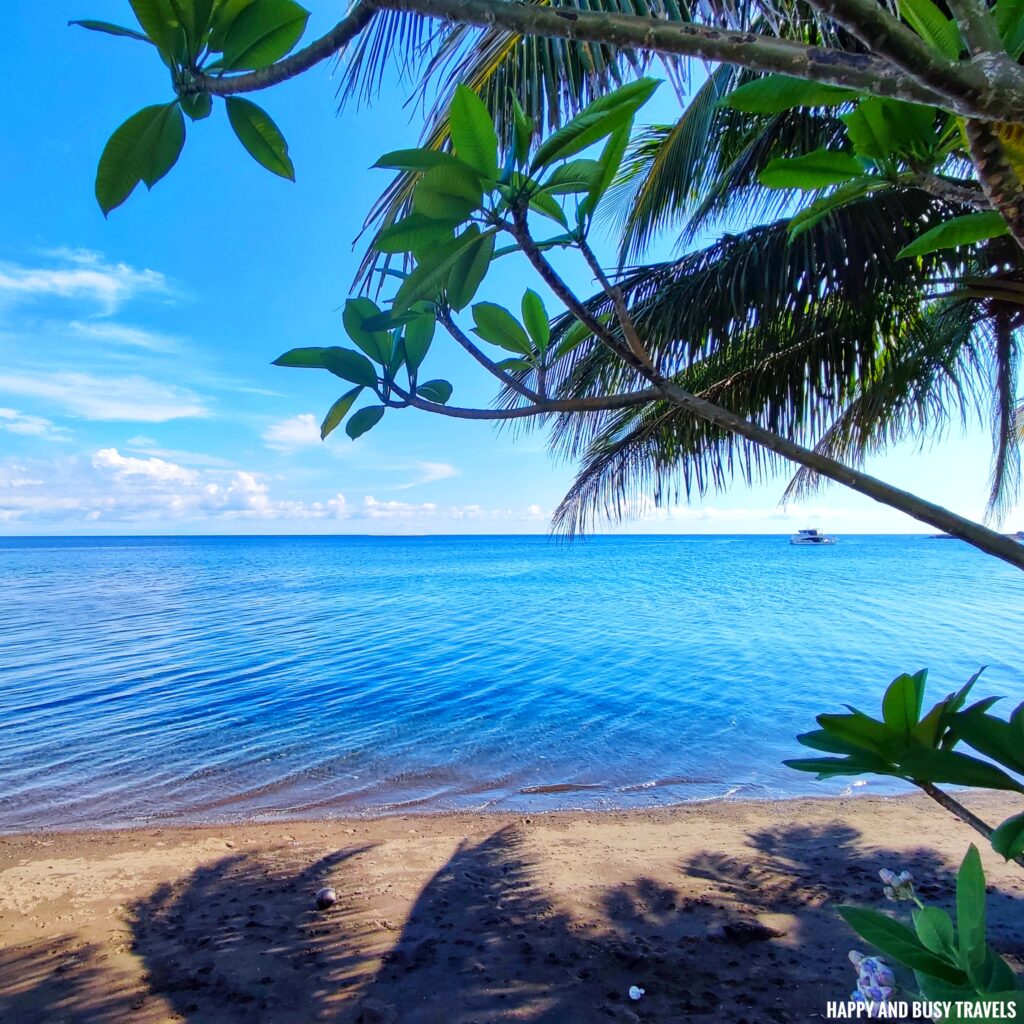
left=314, top=886, right=337, bottom=910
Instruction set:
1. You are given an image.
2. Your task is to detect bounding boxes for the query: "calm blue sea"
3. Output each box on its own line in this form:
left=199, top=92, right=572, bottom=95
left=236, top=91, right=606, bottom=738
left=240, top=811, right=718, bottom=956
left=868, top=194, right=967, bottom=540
left=1, top=534, right=1022, bottom=831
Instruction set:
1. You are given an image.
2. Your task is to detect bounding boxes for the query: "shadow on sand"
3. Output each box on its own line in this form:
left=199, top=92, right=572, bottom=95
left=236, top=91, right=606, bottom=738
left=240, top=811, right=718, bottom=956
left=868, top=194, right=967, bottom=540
left=2, top=821, right=1021, bottom=1024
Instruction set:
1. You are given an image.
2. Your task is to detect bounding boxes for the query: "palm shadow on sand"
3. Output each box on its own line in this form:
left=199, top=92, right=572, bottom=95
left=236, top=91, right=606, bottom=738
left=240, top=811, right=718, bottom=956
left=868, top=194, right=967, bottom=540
left=3, top=820, right=1021, bottom=1024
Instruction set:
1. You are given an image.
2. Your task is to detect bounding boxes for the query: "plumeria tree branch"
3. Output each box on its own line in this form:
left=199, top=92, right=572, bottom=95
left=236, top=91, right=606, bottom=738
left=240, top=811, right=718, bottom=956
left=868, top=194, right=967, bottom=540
left=178, top=0, right=1024, bottom=123
left=437, top=307, right=542, bottom=402
left=383, top=382, right=662, bottom=417
left=501, top=206, right=1024, bottom=570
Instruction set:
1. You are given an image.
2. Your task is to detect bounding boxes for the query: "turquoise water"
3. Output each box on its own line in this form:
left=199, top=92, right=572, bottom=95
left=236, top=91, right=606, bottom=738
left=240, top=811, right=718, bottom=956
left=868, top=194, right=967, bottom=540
left=1, top=534, right=1021, bottom=831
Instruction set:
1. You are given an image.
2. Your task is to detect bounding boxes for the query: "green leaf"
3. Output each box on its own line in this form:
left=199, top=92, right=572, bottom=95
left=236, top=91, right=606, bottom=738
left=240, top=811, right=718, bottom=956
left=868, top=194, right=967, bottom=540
left=447, top=227, right=495, bottom=311
left=220, top=0, right=309, bottom=70
left=69, top=19, right=155, bottom=43
left=343, top=297, right=392, bottom=364
left=899, top=746, right=1024, bottom=792
left=320, top=386, right=362, bottom=440
left=412, top=162, right=482, bottom=222
left=541, top=158, right=602, bottom=195
left=882, top=670, right=927, bottom=737
left=527, top=189, right=569, bottom=228
left=970, top=950, right=1019, bottom=995
left=403, top=314, right=435, bottom=375
left=496, top=357, right=532, bottom=371
left=795, top=728, right=876, bottom=756
left=898, top=211, right=1010, bottom=259
left=913, top=906, right=957, bottom=960
left=996, top=0, right=1024, bottom=56
left=899, top=0, right=963, bottom=59
left=417, top=379, right=453, bottom=404
left=724, top=74, right=860, bottom=113
left=759, top=150, right=865, bottom=190
left=374, top=213, right=460, bottom=254
left=471, top=302, right=532, bottom=355
left=580, top=120, right=632, bottom=221
left=842, top=98, right=938, bottom=163
left=345, top=404, right=385, bottom=440
left=530, top=78, right=660, bottom=171
left=951, top=704, right=1024, bottom=775
left=321, top=347, right=379, bottom=389
left=782, top=753, right=899, bottom=778
left=448, top=84, right=499, bottom=180
left=385, top=335, right=406, bottom=381
left=225, top=97, right=293, bottom=180
left=511, top=94, right=533, bottom=167
left=373, top=148, right=477, bottom=174
left=208, top=0, right=255, bottom=50
left=787, top=178, right=890, bottom=238
left=170, top=0, right=215, bottom=53
left=393, top=229, right=483, bottom=313
left=179, top=91, right=213, bottom=121
left=837, top=907, right=968, bottom=983
left=521, top=290, right=550, bottom=353
left=95, top=103, right=186, bottom=215
left=990, top=812, right=1024, bottom=862
left=273, top=346, right=327, bottom=368
left=957, top=845, right=987, bottom=970
left=128, top=0, right=181, bottom=58
left=817, top=708, right=901, bottom=758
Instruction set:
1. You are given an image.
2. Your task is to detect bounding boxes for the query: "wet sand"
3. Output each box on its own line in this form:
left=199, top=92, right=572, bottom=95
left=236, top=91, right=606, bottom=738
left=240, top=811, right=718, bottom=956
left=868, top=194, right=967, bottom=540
left=1, top=792, right=1022, bottom=1023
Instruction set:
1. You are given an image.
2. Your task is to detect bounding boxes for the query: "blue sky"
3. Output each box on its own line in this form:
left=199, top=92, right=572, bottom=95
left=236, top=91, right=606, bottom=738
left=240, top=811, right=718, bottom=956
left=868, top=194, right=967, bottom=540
left=1, top=2, right=1016, bottom=535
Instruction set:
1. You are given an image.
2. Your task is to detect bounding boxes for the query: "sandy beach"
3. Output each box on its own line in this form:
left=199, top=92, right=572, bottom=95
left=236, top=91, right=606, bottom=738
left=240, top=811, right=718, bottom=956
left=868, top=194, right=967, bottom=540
left=1, top=792, right=1022, bottom=1023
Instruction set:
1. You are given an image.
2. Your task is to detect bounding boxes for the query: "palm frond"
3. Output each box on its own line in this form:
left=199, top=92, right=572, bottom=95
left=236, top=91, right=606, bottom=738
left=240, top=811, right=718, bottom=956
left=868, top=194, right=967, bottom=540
left=783, top=300, right=986, bottom=501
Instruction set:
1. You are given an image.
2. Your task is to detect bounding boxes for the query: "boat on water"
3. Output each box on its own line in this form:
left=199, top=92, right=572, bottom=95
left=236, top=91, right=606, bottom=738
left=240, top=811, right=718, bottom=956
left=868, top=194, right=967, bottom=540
left=790, top=528, right=837, bottom=546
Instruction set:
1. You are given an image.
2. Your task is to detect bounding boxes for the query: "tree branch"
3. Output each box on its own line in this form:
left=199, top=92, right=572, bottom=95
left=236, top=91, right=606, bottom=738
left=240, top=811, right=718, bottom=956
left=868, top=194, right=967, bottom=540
left=805, top=0, right=978, bottom=100
left=376, top=0, right=1023, bottom=122
left=508, top=205, right=1024, bottom=570
left=965, top=118, right=1024, bottom=252
left=437, top=306, right=542, bottom=402
left=945, top=0, right=1005, bottom=57
left=902, top=171, right=988, bottom=209
left=383, top=383, right=661, bottom=418
left=176, top=0, right=1024, bottom=122
left=183, top=2, right=377, bottom=95
left=914, top=780, right=1024, bottom=869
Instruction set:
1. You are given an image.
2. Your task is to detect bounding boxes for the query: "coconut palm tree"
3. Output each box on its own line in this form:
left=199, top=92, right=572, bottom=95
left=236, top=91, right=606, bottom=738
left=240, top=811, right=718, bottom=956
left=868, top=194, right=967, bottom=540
left=335, top=2, right=1024, bottom=531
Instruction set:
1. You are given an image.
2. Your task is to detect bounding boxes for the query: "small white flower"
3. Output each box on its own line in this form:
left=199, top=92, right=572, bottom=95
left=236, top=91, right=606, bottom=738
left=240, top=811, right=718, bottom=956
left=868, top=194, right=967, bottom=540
left=628, top=986, right=645, bottom=1001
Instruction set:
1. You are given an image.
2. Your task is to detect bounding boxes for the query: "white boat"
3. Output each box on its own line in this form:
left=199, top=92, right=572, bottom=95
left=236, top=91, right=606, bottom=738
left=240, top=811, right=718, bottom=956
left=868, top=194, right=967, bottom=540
left=790, top=528, right=836, bottom=546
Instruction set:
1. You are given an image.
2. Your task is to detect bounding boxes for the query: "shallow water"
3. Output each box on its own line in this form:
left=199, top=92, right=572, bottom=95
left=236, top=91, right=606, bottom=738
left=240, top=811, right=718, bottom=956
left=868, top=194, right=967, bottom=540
left=1, top=534, right=1021, bottom=830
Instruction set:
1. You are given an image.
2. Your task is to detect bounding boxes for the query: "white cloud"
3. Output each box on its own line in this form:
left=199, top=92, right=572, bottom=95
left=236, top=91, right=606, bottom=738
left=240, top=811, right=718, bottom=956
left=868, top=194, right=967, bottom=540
left=0, top=372, right=206, bottom=422
left=124, top=439, right=232, bottom=468
left=92, top=448, right=199, bottom=485
left=263, top=413, right=321, bottom=451
left=0, top=450, right=544, bottom=530
left=396, top=461, right=459, bottom=489
left=67, top=320, right=178, bottom=352
left=0, top=251, right=168, bottom=315
left=0, top=408, right=70, bottom=442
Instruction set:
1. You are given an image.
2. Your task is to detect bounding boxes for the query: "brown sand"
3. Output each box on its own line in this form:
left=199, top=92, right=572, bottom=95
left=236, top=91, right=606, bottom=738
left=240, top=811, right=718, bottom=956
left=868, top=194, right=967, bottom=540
left=1, top=793, right=1021, bottom=1023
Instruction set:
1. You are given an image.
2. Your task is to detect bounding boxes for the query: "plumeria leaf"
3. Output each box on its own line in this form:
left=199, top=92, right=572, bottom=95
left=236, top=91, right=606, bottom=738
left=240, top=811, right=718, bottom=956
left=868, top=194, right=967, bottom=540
left=417, top=379, right=453, bottom=404
left=225, top=97, right=294, bottom=180
left=95, top=102, right=185, bottom=214
left=320, top=386, right=362, bottom=440
left=345, top=404, right=385, bottom=439
left=220, top=0, right=309, bottom=70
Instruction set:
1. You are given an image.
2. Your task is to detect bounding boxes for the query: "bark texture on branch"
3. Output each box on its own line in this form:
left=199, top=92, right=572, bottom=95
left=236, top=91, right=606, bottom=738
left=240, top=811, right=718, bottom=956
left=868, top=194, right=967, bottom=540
left=965, top=117, right=1024, bottom=252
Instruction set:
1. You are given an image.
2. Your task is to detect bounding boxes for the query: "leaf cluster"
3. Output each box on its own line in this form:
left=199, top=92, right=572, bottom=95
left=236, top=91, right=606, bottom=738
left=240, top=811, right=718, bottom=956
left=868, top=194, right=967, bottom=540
left=839, top=845, right=1021, bottom=1017
left=787, top=668, right=1024, bottom=862
left=77, top=0, right=308, bottom=212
